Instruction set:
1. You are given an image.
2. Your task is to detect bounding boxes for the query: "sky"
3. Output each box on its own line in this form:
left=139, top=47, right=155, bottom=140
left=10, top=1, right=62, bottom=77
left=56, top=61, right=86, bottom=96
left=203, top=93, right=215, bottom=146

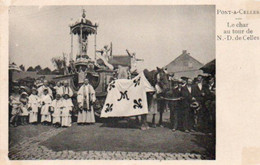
left=9, top=5, right=215, bottom=71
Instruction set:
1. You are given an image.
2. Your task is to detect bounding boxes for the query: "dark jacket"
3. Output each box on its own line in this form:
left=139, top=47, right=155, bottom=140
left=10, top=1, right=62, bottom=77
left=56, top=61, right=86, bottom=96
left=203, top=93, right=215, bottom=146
left=191, top=83, right=206, bottom=104
left=181, top=85, right=193, bottom=108
left=169, top=87, right=182, bottom=108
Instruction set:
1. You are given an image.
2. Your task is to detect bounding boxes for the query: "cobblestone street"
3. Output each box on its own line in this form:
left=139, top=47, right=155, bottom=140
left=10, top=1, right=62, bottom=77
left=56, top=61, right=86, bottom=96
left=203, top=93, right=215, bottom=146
left=8, top=122, right=214, bottom=160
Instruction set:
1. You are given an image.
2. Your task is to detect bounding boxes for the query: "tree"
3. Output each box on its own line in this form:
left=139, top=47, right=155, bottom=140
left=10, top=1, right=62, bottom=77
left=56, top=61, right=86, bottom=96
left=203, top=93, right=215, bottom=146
left=27, top=66, right=35, bottom=71
left=19, top=65, right=25, bottom=71
left=34, top=65, right=42, bottom=72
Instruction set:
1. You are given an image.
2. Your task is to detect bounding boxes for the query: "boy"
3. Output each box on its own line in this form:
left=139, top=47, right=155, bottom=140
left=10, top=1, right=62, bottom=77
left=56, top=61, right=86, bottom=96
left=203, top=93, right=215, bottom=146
left=61, top=94, right=73, bottom=127
left=28, top=87, right=40, bottom=124
left=51, top=94, right=64, bottom=127
left=40, top=89, right=52, bottom=125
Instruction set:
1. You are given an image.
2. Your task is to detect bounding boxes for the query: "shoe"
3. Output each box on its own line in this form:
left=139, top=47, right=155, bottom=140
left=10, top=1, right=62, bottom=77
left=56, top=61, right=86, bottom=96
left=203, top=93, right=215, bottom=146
left=185, top=130, right=190, bottom=133
left=172, top=129, right=176, bottom=132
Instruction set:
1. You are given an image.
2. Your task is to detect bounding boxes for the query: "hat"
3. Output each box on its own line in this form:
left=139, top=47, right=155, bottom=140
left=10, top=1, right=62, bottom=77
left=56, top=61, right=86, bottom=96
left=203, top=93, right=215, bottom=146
left=43, top=80, right=48, bottom=83
left=20, top=86, right=26, bottom=89
left=181, top=77, right=189, bottom=81
left=63, top=94, right=70, bottom=98
left=190, top=101, right=200, bottom=108
left=43, top=88, right=49, bottom=92
left=21, top=91, right=28, bottom=96
left=31, top=87, right=37, bottom=91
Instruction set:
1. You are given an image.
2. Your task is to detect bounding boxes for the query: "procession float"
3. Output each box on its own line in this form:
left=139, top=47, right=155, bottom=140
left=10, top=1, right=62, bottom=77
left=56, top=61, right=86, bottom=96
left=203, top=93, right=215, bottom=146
left=53, top=10, right=143, bottom=116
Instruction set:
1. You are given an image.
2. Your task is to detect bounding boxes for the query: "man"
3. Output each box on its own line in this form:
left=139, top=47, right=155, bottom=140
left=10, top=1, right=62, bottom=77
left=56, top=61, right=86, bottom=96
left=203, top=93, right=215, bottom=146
left=169, top=80, right=182, bottom=132
left=63, top=80, right=73, bottom=98
left=77, top=78, right=96, bottom=125
left=37, top=80, right=53, bottom=98
left=204, top=76, right=216, bottom=132
left=181, top=77, right=194, bottom=133
left=191, top=75, right=207, bottom=130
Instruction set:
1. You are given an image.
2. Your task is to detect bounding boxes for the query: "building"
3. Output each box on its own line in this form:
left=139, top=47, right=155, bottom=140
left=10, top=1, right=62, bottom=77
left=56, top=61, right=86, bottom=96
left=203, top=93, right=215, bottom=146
left=165, top=50, right=204, bottom=79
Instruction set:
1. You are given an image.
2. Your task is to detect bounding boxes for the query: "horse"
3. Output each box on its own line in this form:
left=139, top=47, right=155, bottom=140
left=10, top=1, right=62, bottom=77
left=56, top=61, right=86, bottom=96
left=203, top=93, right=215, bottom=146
left=136, top=67, right=171, bottom=130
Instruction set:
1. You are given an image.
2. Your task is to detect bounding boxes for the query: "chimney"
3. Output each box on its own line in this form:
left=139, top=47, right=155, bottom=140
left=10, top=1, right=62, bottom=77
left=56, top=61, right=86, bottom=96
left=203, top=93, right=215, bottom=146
left=182, top=50, right=187, bottom=54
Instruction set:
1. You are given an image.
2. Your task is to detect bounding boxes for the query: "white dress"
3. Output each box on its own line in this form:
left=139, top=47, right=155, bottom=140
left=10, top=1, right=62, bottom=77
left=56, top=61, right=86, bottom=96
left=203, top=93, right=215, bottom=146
left=51, top=99, right=64, bottom=124
left=61, top=99, right=73, bottom=127
left=40, top=94, right=52, bottom=122
left=77, top=84, right=96, bottom=123
left=28, top=94, right=40, bottom=123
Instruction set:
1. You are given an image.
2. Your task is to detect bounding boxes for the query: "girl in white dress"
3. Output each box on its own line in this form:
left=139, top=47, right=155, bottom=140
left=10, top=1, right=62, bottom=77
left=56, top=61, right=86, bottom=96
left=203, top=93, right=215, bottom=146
left=28, top=87, right=40, bottom=124
left=61, top=94, right=73, bottom=127
left=40, top=89, right=52, bottom=125
left=19, top=92, right=29, bottom=125
left=50, top=94, right=64, bottom=127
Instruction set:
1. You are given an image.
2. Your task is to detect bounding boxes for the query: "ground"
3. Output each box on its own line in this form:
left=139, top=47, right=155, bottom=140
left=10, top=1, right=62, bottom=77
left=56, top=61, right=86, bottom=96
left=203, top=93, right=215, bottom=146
left=9, top=112, right=215, bottom=160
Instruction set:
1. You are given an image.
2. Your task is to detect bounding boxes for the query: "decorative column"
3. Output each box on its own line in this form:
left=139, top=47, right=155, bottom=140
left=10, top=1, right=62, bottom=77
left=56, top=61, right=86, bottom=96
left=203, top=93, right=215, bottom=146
left=70, top=30, right=73, bottom=61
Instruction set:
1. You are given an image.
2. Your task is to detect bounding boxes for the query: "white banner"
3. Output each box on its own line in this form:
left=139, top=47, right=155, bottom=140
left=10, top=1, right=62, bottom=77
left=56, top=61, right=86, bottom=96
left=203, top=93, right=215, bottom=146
left=100, top=71, right=155, bottom=118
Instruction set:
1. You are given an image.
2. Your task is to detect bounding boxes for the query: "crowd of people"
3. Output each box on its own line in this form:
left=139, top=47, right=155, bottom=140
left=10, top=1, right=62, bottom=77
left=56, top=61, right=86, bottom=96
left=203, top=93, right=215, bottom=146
left=9, top=78, right=96, bottom=128
left=165, top=74, right=216, bottom=133
left=9, top=73, right=215, bottom=134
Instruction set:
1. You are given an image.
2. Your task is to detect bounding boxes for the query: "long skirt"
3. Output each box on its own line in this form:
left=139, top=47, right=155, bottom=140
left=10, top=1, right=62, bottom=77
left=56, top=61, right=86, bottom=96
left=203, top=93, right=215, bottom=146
left=41, top=114, right=51, bottom=122
left=52, top=115, right=61, bottom=124
left=29, top=112, right=38, bottom=123
left=77, top=110, right=87, bottom=123
left=86, top=108, right=95, bottom=123
left=61, top=116, right=71, bottom=127
left=77, top=107, right=95, bottom=123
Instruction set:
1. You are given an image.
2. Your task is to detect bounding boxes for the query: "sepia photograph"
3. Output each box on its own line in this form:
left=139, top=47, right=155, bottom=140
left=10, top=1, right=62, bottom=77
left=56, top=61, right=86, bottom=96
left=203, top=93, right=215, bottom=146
left=8, top=5, right=216, bottom=160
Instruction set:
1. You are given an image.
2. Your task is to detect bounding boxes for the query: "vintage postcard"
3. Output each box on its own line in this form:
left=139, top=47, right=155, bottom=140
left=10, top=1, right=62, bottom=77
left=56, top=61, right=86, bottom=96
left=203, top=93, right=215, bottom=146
left=0, top=0, right=259, bottom=165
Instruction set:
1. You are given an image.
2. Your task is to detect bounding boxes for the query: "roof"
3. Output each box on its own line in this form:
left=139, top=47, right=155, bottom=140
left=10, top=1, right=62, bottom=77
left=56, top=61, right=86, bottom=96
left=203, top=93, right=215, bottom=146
left=108, top=55, right=131, bottom=68
left=165, top=51, right=203, bottom=73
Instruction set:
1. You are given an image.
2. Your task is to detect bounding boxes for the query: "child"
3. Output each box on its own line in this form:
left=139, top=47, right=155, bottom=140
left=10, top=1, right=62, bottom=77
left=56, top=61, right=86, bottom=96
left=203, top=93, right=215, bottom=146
left=28, top=87, right=40, bottom=124
left=9, top=86, right=21, bottom=127
left=61, top=94, right=73, bottom=127
left=40, top=89, right=52, bottom=125
left=19, top=92, right=29, bottom=125
left=50, top=94, right=64, bottom=127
